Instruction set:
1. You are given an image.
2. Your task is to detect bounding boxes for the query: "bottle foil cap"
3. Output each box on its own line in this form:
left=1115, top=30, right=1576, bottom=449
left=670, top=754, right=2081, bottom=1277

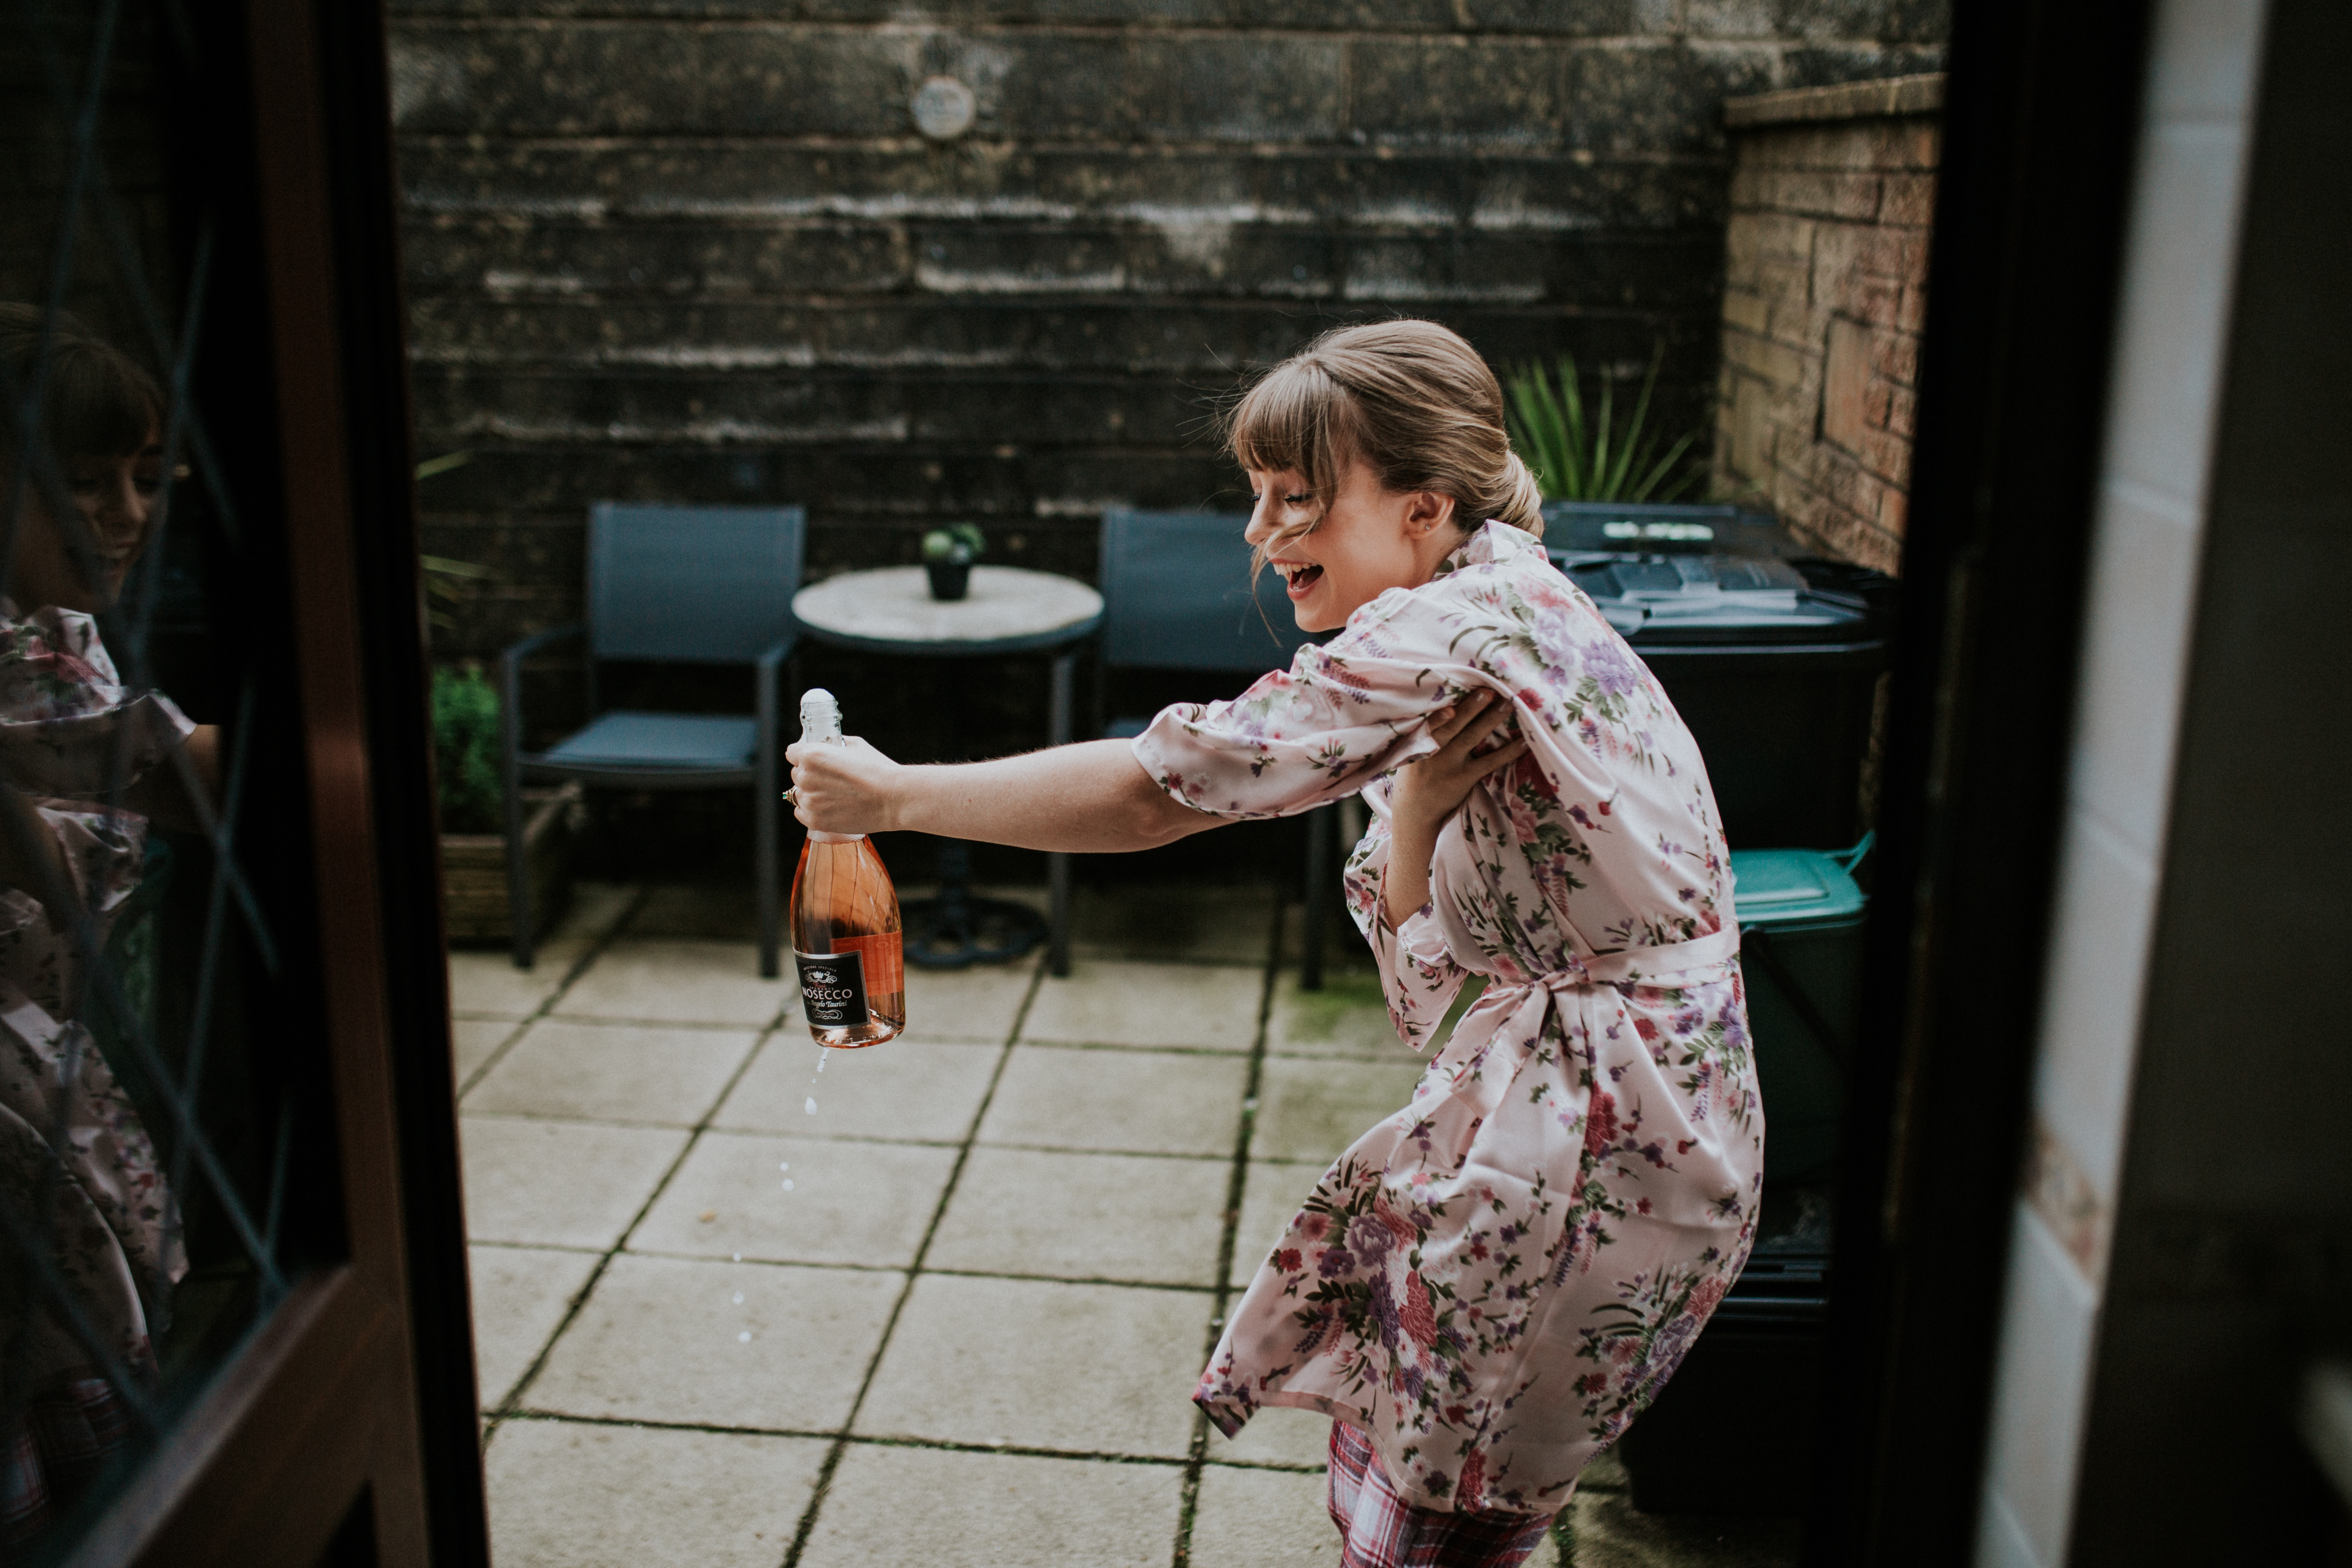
left=800, top=687, right=842, bottom=742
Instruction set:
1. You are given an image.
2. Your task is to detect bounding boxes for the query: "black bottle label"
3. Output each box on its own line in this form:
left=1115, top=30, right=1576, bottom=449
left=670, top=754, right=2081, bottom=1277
left=794, top=948, right=869, bottom=1028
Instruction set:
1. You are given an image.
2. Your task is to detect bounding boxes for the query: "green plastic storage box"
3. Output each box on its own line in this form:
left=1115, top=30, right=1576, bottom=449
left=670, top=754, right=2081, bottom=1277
left=1730, top=843, right=1869, bottom=1187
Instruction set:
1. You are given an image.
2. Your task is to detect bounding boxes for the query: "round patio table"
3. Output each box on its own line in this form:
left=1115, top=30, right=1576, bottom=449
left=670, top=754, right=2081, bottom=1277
left=790, top=565, right=1104, bottom=972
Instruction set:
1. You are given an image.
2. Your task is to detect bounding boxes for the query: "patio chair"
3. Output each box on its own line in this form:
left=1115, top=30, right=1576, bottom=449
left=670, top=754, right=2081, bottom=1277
left=499, top=502, right=804, bottom=976
left=1095, top=508, right=1344, bottom=987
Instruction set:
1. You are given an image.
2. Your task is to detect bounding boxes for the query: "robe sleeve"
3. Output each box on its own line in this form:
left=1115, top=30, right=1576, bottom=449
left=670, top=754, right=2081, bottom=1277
left=0, top=606, right=196, bottom=800
left=1128, top=607, right=1494, bottom=821
left=1341, top=794, right=1469, bottom=1055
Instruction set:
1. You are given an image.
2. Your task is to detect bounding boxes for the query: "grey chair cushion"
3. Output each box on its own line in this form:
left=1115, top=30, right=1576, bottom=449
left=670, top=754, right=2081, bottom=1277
left=544, top=711, right=759, bottom=769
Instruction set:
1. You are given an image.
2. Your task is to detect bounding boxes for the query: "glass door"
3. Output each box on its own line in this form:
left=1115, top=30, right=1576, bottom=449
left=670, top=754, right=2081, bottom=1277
left=0, top=1, right=480, bottom=1562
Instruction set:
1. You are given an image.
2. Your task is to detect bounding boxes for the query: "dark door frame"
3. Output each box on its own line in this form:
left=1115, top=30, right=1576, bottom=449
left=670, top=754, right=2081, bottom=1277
left=1807, top=1, right=2158, bottom=1563
left=66, top=0, right=485, bottom=1562
left=49, top=0, right=2192, bottom=1560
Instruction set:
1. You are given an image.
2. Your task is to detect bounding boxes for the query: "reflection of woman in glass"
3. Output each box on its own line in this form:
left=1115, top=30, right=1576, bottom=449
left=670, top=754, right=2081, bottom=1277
left=0, top=305, right=217, bottom=1543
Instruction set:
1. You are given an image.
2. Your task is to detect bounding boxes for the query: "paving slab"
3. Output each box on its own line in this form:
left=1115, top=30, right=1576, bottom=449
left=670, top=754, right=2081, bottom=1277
left=448, top=949, right=571, bottom=1021
left=980, top=1044, right=1249, bottom=1158
left=451, top=1017, right=519, bottom=1087
left=555, top=938, right=794, bottom=1026
left=1266, top=971, right=1415, bottom=1061
left=903, top=961, right=1040, bottom=1043
left=927, top=1146, right=1230, bottom=1287
left=1021, top=960, right=1264, bottom=1051
left=1580, top=1448, right=1631, bottom=1493
left=1190, top=1464, right=1339, bottom=1565
left=1251, top=1054, right=1433, bottom=1165
left=468, top=1244, right=601, bottom=1408
left=855, top=1273, right=1209, bottom=1457
left=628, top=881, right=768, bottom=940
left=798, top=1443, right=1183, bottom=1568
left=484, top=1417, right=825, bottom=1568
left=633, top=1130, right=957, bottom=1268
left=459, top=1117, right=690, bottom=1249
left=1563, top=1492, right=1799, bottom=1566
left=525, top=1253, right=899, bottom=1430
left=462, top=1019, right=760, bottom=1125
left=715, top=1033, right=1000, bottom=1142
left=447, top=883, right=633, bottom=1018
left=1226, top=1160, right=1330, bottom=1291
left=1065, top=882, right=1278, bottom=964
left=1204, top=1403, right=1335, bottom=1470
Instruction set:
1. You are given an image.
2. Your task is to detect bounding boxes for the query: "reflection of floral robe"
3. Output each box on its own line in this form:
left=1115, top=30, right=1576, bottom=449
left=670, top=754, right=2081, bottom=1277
left=0, top=602, right=192, bottom=1539
left=1135, top=522, right=1763, bottom=1515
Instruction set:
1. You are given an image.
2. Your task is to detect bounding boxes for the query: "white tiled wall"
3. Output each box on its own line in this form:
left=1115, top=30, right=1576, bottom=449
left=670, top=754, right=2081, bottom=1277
left=1972, top=3, right=2270, bottom=1564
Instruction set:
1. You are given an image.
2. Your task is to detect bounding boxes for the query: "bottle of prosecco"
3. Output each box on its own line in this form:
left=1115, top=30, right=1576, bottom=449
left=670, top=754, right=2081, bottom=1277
left=788, top=689, right=906, bottom=1047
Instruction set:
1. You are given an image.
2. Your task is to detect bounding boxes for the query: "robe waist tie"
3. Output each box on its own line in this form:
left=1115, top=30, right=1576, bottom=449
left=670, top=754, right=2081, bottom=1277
left=1427, top=925, right=1744, bottom=1085
left=1504, top=924, right=1743, bottom=997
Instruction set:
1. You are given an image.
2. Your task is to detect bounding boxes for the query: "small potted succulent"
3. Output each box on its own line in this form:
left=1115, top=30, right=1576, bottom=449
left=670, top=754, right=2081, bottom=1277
left=921, top=523, right=985, bottom=601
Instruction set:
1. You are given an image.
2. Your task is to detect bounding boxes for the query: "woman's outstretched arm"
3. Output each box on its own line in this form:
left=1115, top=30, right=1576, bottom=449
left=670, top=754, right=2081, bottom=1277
left=785, top=735, right=1217, bottom=853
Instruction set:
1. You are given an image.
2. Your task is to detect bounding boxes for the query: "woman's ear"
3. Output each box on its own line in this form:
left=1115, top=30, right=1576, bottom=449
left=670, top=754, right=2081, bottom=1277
left=1405, top=490, right=1455, bottom=537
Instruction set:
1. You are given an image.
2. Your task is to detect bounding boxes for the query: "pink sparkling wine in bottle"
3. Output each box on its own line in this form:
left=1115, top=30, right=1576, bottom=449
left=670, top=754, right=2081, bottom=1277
left=788, top=689, right=905, bottom=1048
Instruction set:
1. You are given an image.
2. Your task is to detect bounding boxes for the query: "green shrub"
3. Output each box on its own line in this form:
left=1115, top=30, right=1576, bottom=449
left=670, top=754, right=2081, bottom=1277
left=431, top=664, right=503, bottom=834
left=1505, top=344, right=1704, bottom=504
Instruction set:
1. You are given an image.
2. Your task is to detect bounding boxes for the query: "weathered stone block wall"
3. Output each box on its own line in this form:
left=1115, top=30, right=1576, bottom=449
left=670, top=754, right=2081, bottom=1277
left=388, top=3, right=1946, bottom=667
left=1712, top=73, right=1941, bottom=574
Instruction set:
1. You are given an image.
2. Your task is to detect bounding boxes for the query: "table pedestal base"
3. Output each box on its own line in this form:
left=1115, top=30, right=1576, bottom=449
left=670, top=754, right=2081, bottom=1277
left=902, top=842, right=1047, bottom=969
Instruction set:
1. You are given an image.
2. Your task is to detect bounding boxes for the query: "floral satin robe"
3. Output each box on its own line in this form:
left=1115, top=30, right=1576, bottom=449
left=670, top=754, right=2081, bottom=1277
left=1134, top=522, right=1763, bottom=1515
left=0, top=602, right=191, bottom=1536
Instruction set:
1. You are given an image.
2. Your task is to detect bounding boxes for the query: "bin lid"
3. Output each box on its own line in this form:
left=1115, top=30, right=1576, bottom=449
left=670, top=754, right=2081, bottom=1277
left=1728, top=847, right=1867, bottom=928
left=1540, top=501, right=1795, bottom=557
left=1557, top=552, right=1872, bottom=639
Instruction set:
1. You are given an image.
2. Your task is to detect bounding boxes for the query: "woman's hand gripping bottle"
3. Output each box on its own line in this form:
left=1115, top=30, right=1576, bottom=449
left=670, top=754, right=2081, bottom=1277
left=789, top=690, right=905, bottom=1047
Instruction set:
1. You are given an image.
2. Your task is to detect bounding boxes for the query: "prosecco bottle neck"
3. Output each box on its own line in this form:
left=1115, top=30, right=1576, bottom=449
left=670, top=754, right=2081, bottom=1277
left=800, top=688, right=862, bottom=841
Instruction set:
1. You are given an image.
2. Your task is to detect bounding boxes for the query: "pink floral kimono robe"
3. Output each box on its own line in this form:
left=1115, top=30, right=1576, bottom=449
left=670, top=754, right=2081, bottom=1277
left=0, top=602, right=191, bottom=1540
left=1134, top=521, right=1764, bottom=1515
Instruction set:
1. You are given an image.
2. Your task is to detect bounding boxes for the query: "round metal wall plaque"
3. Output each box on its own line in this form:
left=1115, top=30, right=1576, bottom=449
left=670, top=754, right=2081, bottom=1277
left=911, top=76, right=977, bottom=142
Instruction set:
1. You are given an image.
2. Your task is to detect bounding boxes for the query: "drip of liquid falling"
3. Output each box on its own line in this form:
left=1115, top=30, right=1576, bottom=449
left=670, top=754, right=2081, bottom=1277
left=732, top=1293, right=744, bottom=1305
left=781, top=1179, right=795, bottom=1191
left=778, top=1162, right=790, bottom=1172
left=819, top=1047, right=831, bottom=1073
left=738, top=1331, right=752, bottom=1344
left=804, top=1096, right=818, bottom=1115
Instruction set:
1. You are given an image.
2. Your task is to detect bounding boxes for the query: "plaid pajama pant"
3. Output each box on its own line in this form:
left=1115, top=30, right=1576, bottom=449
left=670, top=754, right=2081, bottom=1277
left=2, top=1374, right=136, bottom=1545
left=1325, top=1422, right=1557, bottom=1568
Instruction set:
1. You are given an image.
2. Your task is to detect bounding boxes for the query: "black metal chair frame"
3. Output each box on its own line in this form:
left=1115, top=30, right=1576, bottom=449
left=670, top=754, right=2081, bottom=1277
left=1094, top=508, right=1344, bottom=988
left=498, top=503, right=803, bottom=976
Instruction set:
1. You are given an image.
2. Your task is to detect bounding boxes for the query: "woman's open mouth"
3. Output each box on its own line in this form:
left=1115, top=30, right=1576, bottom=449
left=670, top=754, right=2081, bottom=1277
left=1278, top=561, right=1324, bottom=600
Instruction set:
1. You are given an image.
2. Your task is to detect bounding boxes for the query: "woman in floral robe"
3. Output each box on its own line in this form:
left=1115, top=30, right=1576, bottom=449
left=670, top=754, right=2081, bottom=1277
left=789, top=319, right=1760, bottom=1563
left=1148, top=512, right=1759, bottom=1520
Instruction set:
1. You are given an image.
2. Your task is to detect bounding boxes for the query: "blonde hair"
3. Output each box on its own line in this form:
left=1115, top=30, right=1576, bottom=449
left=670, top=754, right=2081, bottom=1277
left=1224, top=319, right=1545, bottom=561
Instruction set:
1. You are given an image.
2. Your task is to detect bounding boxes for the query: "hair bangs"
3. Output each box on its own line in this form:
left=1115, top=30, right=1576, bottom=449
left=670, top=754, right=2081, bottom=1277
left=1225, top=357, right=1358, bottom=507
left=48, top=342, right=160, bottom=463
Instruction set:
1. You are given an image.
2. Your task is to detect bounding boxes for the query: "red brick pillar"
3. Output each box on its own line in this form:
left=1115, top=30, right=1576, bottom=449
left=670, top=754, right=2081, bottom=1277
left=1713, top=75, right=1943, bottom=576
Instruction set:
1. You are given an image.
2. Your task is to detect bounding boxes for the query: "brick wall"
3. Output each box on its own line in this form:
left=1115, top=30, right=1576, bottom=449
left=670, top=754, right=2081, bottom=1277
left=389, top=3, right=1948, bottom=667
left=1712, top=73, right=1941, bottom=574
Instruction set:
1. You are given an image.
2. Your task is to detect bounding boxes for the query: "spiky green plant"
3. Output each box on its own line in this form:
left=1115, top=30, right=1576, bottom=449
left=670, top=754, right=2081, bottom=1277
left=1505, top=345, right=1703, bottom=503
left=415, top=451, right=495, bottom=636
